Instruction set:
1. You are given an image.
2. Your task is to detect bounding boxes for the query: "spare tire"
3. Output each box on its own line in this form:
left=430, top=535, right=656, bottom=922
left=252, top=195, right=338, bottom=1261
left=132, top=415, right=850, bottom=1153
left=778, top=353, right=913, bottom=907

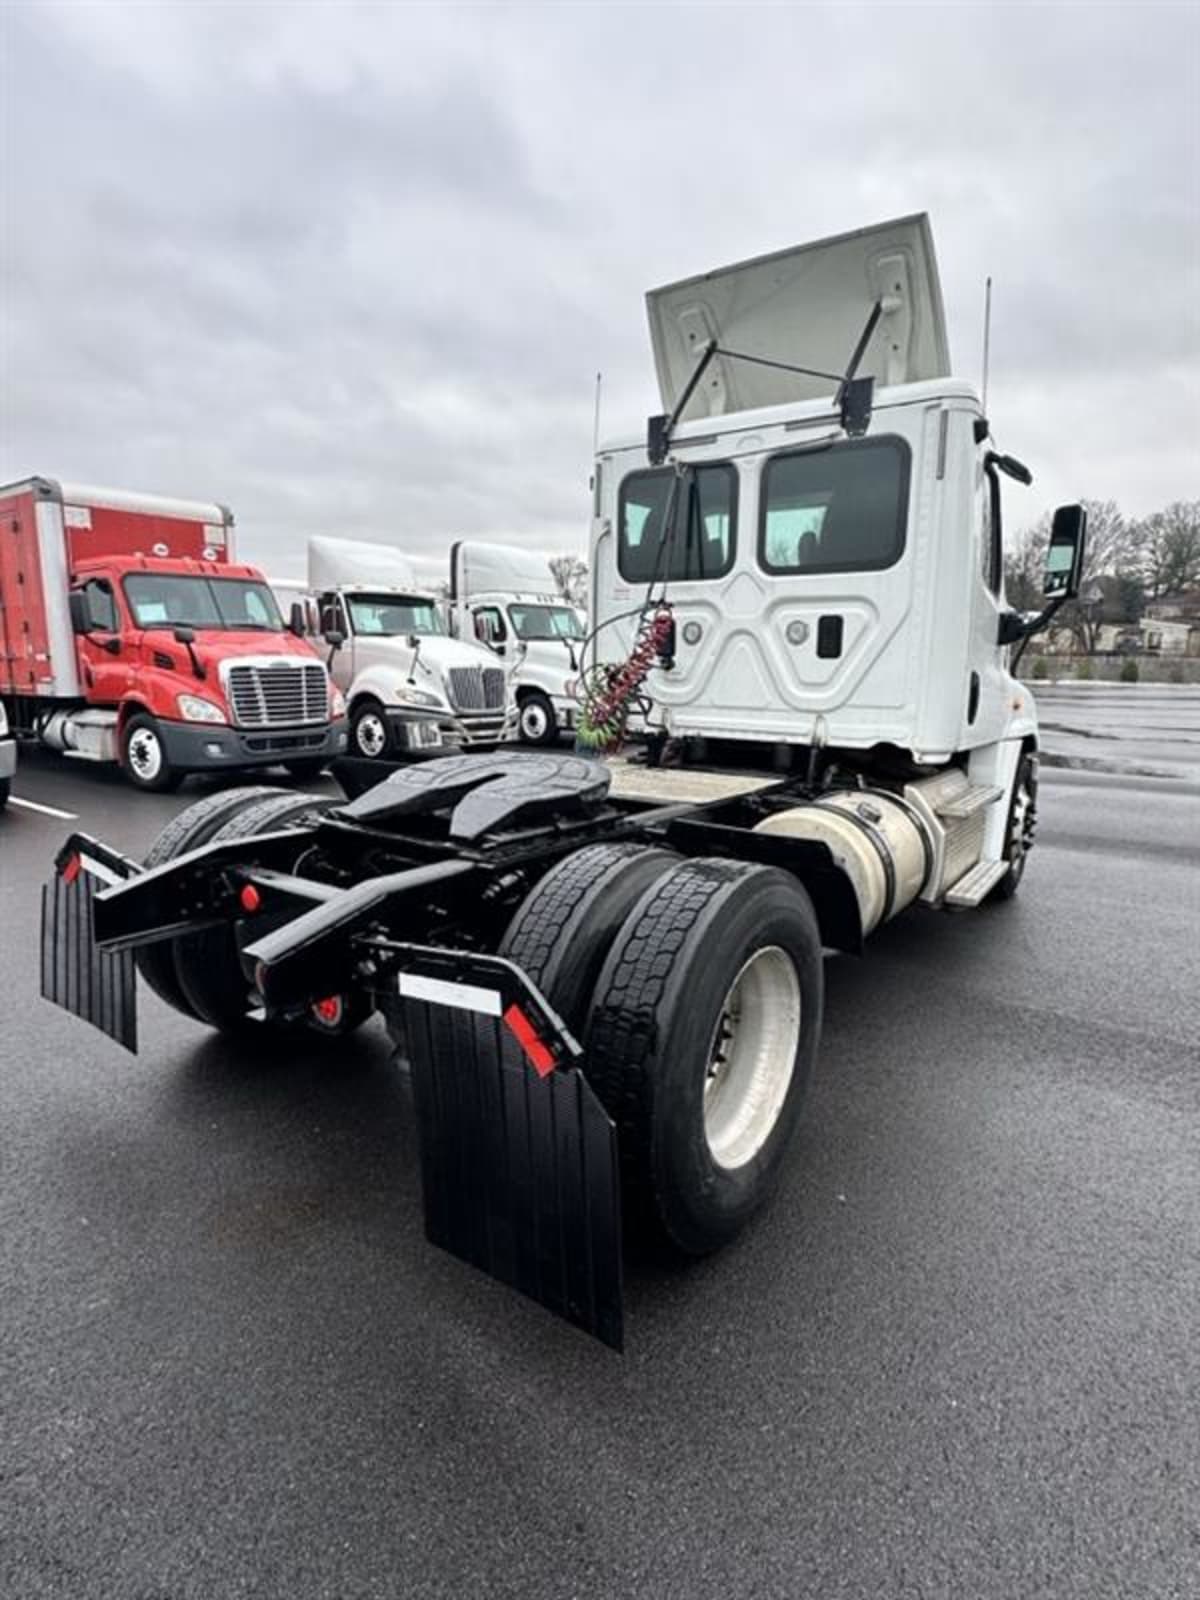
left=172, top=791, right=332, bottom=1030
left=499, top=841, right=678, bottom=1031
left=136, top=785, right=290, bottom=1018
left=585, top=858, right=824, bottom=1256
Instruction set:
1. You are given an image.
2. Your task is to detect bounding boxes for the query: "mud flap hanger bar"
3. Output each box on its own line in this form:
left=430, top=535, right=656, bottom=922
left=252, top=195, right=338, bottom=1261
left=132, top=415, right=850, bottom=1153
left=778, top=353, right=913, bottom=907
left=647, top=301, right=882, bottom=463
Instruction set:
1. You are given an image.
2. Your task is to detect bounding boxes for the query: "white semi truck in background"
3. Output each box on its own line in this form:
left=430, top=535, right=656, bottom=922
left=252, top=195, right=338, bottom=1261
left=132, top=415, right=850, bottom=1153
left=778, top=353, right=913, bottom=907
left=445, top=540, right=584, bottom=744
left=45, top=213, right=1087, bottom=1349
left=275, top=537, right=517, bottom=759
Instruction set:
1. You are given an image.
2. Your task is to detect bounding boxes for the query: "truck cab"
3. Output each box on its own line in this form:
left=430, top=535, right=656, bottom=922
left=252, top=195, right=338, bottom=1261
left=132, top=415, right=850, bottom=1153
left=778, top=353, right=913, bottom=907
left=298, top=537, right=518, bottom=760
left=446, top=541, right=585, bottom=744
left=0, top=479, right=346, bottom=789
left=588, top=214, right=1078, bottom=886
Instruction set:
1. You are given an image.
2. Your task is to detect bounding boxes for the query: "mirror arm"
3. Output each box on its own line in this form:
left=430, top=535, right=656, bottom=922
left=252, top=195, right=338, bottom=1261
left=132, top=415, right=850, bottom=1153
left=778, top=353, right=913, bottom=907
left=1006, top=594, right=1069, bottom=670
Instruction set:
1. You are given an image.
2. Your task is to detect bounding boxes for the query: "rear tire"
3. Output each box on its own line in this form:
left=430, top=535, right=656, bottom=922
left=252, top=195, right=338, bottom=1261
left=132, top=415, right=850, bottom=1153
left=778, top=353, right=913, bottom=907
left=121, top=713, right=182, bottom=792
left=517, top=691, right=558, bottom=747
left=135, top=785, right=289, bottom=1017
left=172, top=791, right=335, bottom=1030
left=499, top=842, right=678, bottom=1030
left=586, top=858, right=824, bottom=1255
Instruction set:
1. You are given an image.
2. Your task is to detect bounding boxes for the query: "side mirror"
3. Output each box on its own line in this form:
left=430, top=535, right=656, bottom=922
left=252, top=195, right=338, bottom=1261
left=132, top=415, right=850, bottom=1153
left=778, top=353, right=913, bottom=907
left=322, top=629, right=345, bottom=651
left=173, top=625, right=196, bottom=646
left=68, top=590, right=93, bottom=634
left=289, top=602, right=306, bottom=638
left=1043, top=504, right=1088, bottom=599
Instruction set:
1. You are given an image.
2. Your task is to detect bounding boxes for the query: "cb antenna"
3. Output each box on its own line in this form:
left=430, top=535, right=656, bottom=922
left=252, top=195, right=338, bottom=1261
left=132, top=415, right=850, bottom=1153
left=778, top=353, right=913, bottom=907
left=592, top=371, right=603, bottom=454
left=981, top=275, right=993, bottom=414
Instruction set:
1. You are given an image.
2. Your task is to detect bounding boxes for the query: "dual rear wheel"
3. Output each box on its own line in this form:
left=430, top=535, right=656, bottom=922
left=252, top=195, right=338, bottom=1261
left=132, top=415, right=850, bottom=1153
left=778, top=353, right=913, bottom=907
left=136, top=788, right=372, bottom=1040
left=500, top=843, right=824, bottom=1255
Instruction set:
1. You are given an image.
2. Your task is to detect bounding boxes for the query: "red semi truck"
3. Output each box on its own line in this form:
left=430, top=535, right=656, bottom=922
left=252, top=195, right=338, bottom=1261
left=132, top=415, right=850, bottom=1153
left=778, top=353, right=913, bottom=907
left=0, top=477, right=347, bottom=791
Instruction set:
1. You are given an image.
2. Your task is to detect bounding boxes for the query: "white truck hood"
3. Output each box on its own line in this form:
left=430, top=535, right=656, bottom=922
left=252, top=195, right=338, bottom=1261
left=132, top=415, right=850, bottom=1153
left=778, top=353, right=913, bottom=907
left=646, top=213, right=950, bottom=422
left=365, top=632, right=507, bottom=673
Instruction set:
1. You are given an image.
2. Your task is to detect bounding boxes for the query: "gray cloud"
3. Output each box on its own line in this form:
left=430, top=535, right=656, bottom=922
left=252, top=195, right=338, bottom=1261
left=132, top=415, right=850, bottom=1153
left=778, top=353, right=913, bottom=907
left=2, top=0, right=1197, bottom=575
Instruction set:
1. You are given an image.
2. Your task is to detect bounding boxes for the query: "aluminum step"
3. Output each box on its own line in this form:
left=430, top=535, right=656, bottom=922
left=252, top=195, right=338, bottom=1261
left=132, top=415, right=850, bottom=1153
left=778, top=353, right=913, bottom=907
left=934, top=783, right=1004, bottom=820
left=943, top=858, right=1009, bottom=908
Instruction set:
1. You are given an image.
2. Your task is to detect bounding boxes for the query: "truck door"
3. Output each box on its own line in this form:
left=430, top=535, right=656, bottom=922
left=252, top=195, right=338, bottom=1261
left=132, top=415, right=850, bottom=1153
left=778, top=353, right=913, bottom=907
left=319, top=593, right=353, bottom=693
left=964, top=454, right=1021, bottom=744
left=73, top=576, right=130, bottom=706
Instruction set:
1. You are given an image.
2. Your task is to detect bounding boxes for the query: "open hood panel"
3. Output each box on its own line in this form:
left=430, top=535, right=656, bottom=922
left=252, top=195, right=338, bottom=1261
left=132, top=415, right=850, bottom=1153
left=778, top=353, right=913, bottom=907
left=646, top=214, right=950, bottom=421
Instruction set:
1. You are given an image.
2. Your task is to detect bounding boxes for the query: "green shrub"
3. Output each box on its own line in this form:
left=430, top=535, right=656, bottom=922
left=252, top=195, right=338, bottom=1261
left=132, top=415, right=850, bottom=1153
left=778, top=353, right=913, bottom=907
left=1119, top=657, right=1139, bottom=683
left=1031, top=658, right=1049, bottom=680
left=1075, top=657, right=1094, bottom=680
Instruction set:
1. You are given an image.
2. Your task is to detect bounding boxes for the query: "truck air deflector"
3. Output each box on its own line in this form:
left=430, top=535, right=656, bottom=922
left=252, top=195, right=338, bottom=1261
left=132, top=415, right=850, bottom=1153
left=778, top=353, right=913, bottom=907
left=41, top=835, right=139, bottom=1052
left=383, top=943, right=624, bottom=1351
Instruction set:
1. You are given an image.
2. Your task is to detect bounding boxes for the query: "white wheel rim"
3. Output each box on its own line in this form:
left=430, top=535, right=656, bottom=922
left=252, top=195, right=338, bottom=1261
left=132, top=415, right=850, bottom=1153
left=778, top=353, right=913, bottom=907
left=522, top=703, right=548, bottom=739
left=703, top=945, right=801, bottom=1170
left=356, top=713, right=387, bottom=757
left=128, top=727, right=163, bottom=782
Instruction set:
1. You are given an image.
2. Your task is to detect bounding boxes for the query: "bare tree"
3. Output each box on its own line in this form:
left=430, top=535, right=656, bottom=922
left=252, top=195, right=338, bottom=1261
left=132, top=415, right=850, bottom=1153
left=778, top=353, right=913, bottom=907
left=548, top=553, right=588, bottom=606
left=1137, top=501, right=1200, bottom=599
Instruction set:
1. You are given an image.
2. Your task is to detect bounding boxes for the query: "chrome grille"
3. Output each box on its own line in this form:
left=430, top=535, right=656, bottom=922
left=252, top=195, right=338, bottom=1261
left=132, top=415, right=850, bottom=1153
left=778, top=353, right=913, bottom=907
left=447, top=666, right=506, bottom=712
left=226, top=662, right=328, bottom=728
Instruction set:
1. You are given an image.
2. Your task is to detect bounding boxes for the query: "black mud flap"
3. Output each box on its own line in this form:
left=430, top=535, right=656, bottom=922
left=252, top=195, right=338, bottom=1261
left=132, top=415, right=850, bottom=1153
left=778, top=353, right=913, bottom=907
left=395, top=946, right=624, bottom=1352
left=40, top=836, right=140, bottom=1053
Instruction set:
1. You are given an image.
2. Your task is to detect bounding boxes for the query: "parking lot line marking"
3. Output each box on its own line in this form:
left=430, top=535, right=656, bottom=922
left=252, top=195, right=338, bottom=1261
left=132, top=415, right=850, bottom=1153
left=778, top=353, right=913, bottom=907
left=8, top=796, right=79, bottom=820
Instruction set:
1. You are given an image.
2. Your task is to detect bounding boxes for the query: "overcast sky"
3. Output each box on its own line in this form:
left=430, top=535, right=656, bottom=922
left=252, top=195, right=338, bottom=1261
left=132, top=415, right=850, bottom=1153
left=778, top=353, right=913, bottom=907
left=2, top=0, right=1197, bottom=574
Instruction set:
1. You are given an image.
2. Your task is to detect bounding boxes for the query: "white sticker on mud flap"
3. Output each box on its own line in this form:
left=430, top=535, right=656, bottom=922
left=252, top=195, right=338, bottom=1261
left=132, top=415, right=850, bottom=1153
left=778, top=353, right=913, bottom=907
left=63, top=506, right=92, bottom=529
left=398, top=972, right=502, bottom=1016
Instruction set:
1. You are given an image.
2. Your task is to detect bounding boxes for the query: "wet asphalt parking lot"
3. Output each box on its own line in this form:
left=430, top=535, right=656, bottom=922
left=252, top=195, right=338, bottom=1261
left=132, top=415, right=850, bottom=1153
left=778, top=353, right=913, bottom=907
left=2, top=685, right=1198, bottom=1600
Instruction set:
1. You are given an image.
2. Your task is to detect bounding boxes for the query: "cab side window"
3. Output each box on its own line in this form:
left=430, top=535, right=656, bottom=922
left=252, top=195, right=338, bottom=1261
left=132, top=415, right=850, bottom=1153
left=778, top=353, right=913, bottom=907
left=82, top=579, right=118, bottom=632
left=474, top=607, right=506, bottom=646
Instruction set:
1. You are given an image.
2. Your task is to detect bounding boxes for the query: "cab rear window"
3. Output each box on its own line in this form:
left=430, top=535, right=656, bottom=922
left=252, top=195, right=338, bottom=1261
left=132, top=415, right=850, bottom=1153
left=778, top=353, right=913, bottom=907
left=759, top=437, right=910, bottom=575
left=618, top=465, right=737, bottom=584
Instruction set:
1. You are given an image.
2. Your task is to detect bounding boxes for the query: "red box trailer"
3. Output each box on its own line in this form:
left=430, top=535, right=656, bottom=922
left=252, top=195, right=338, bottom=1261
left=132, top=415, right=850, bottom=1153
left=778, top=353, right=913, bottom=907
left=0, top=477, right=346, bottom=790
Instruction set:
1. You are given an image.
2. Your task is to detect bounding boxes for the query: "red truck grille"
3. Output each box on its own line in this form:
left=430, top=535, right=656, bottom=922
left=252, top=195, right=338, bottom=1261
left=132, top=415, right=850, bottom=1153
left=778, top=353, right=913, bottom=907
left=226, top=662, right=328, bottom=728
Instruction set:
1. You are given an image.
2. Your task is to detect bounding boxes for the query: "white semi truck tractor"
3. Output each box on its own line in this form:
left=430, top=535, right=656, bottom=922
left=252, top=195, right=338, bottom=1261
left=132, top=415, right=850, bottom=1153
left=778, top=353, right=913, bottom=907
left=41, top=215, right=1086, bottom=1349
left=279, top=536, right=518, bottom=759
left=445, top=540, right=585, bottom=744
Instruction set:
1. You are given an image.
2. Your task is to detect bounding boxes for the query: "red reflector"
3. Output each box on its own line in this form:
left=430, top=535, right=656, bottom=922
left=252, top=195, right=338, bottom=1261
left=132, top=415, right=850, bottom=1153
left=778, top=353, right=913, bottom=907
left=313, top=996, right=342, bottom=1025
left=503, top=1003, right=556, bottom=1078
left=239, top=884, right=262, bottom=913
left=61, top=854, right=82, bottom=885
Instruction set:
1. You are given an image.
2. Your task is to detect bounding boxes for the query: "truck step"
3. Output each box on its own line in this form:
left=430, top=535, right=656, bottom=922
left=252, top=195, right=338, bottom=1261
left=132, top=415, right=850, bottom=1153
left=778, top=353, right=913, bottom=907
left=943, top=858, right=1009, bottom=907
left=934, top=783, right=1004, bottom=820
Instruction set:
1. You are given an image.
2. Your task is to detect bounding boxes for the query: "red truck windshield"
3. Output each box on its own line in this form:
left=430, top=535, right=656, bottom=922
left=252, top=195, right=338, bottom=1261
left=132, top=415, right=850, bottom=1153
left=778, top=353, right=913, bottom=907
left=124, top=575, right=284, bottom=631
